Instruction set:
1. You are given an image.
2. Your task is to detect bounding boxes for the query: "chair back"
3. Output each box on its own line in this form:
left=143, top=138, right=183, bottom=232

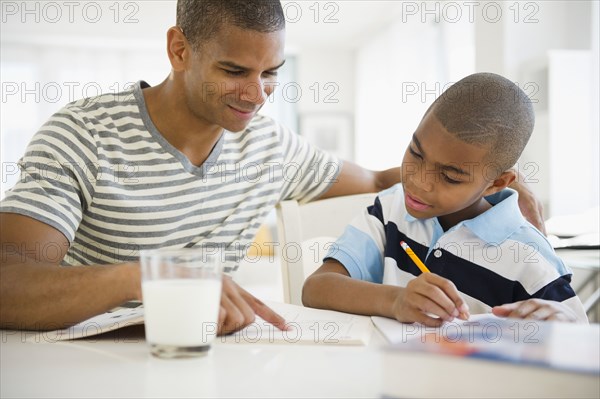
left=275, top=193, right=377, bottom=305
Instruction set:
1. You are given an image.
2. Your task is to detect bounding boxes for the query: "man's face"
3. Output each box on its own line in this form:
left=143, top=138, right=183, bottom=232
left=182, top=25, right=285, bottom=133
left=401, top=112, right=497, bottom=227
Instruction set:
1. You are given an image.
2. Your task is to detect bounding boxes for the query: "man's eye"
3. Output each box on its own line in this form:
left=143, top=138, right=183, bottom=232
left=224, top=69, right=244, bottom=76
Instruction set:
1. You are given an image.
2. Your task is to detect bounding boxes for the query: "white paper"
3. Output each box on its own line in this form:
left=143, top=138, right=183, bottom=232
left=222, top=301, right=374, bottom=345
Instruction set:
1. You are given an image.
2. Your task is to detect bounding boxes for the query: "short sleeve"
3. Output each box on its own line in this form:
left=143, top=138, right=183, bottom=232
left=324, top=197, right=387, bottom=283
left=0, top=107, right=98, bottom=242
left=277, top=124, right=342, bottom=204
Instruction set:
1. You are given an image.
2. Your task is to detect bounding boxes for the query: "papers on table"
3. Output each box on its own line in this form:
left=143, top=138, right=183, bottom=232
left=222, top=301, right=373, bottom=345
left=548, top=233, right=599, bottom=249
left=546, top=207, right=600, bottom=249
left=546, top=207, right=599, bottom=238
left=26, top=302, right=144, bottom=342
left=26, top=301, right=373, bottom=346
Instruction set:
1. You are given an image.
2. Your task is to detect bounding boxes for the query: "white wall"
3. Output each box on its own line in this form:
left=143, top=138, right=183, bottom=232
left=294, top=50, right=355, bottom=160
left=296, top=50, right=355, bottom=115
left=1, top=0, right=597, bottom=218
left=352, top=0, right=597, bottom=217
left=547, top=51, right=594, bottom=217
left=0, top=1, right=175, bottom=196
left=591, top=0, right=600, bottom=209
left=355, top=17, right=475, bottom=170
left=474, top=0, right=597, bottom=217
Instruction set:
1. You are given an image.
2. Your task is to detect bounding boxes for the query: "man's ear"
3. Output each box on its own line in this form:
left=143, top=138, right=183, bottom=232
left=483, top=169, right=516, bottom=196
left=167, top=26, right=190, bottom=72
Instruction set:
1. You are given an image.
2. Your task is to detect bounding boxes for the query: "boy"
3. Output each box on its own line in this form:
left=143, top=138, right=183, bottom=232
left=302, top=73, right=587, bottom=325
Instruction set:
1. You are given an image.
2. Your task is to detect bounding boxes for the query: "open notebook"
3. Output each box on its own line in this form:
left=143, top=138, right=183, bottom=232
left=221, top=301, right=373, bottom=345
left=28, top=301, right=373, bottom=345
left=373, top=314, right=600, bottom=374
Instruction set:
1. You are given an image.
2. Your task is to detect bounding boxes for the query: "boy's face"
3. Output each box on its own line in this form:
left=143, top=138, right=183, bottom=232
left=181, top=25, right=285, bottom=133
left=401, top=111, right=504, bottom=227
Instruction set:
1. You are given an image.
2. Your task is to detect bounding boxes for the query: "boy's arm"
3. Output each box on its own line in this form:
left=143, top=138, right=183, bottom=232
left=302, top=259, right=469, bottom=326
left=302, top=260, right=399, bottom=318
left=492, top=299, right=584, bottom=323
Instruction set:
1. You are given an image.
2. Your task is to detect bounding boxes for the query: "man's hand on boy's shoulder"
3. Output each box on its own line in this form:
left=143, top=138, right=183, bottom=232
left=491, top=299, right=578, bottom=323
left=509, top=173, right=547, bottom=235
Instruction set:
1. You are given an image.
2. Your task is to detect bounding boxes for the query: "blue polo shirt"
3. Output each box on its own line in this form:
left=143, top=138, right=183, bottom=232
left=325, top=184, right=586, bottom=320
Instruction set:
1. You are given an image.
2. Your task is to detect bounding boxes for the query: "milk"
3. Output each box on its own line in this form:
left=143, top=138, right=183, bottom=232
left=142, top=279, right=222, bottom=347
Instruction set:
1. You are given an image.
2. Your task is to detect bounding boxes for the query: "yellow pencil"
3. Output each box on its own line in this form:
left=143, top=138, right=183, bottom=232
left=400, top=241, right=430, bottom=273
left=400, top=240, right=469, bottom=320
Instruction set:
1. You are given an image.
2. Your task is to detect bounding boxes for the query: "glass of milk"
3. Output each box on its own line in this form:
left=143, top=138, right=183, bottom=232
left=140, top=247, right=224, bottom=359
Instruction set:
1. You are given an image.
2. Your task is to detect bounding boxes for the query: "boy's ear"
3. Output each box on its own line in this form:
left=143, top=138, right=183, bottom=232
left=483, top=169, right=516, bottom=196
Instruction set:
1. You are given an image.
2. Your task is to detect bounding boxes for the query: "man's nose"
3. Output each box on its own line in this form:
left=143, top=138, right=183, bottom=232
left=240, top=79, right=268, bottom=105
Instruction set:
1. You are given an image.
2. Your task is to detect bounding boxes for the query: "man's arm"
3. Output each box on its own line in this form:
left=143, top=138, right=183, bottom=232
left=319, top=161, right=546, bottom=232
left=510, top=170, right=547, bottom=234
left=0, top=213, right=141, bottom=330
left=0, top=213, right=287, bottom=333
left=318, top=160, right=400, bottom=199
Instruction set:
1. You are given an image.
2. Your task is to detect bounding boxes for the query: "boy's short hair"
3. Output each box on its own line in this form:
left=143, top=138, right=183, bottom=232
left=430, top=72, right=535, bottom=175
left=176, top=0, right=285, bottom=51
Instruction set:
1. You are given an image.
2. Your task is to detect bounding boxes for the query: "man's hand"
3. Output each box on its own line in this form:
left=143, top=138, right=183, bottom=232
left=509, top=172, right=546, bottom=234
left=218, top=275, right=288, bottom=335
left=492, top=299, right=578, bottom=323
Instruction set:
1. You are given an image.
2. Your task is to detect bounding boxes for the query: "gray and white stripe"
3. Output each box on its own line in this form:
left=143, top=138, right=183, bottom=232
left=1, top=81, right=340, bottom=271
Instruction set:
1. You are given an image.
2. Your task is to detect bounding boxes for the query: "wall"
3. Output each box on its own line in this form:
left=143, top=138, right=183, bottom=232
left=354, top=15, right=475, bottom=170
left=474, top=0, right=597, bottom=217
left=1, top=1, right=598, bottom=217
left=0, top=1, right=175, bottom=197
left=352, top=0, right=597, bottom=217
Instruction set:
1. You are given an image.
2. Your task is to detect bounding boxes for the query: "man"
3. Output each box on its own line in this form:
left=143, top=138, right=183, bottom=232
left=0, top=0, right=544, bottom=334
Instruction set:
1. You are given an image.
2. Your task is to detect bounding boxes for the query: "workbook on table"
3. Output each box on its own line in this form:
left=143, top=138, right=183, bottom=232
left=221, top=301, right=373, bottom=345
left=29, top=301, right=373, bottom=345
left=372, top=314, right=600, bottom=374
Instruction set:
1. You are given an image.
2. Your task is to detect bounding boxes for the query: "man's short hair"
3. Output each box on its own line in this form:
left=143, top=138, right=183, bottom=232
left=176, top=0, right=285, bottom=50
left=430, top=72, right=535, bottom=174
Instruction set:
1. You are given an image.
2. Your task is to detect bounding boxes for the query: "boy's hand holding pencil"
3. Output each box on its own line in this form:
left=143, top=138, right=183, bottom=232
left=394, top=241, right=470, bottom=326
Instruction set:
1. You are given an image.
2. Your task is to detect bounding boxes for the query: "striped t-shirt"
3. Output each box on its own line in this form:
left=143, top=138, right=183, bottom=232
left=1, top=81, right=341, bottom=270
left=325, top=184, right=587, bottom=322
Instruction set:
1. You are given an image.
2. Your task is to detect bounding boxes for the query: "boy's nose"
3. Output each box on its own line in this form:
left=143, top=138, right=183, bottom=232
left=410, top=172, right=433, bottom=192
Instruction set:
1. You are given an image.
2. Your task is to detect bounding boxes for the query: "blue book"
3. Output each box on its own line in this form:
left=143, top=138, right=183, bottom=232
left=373, top=314, right=599, bottom=375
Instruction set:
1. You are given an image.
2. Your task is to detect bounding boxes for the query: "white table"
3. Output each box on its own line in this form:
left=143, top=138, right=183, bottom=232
left=557, top=248, right=600, bottom=317
left=2, top=318, right=599, bottom=398
left=2, top=256, right=599, bottom=398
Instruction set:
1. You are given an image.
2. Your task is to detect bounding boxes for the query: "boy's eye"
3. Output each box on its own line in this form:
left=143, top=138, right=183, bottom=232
left=442, top=174, right=461, bottom=184
left=408, top=147, right=422, bottom=159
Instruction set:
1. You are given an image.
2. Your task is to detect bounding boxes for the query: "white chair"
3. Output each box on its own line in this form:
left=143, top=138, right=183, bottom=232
left=275, top=193, right=377, bottom=305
